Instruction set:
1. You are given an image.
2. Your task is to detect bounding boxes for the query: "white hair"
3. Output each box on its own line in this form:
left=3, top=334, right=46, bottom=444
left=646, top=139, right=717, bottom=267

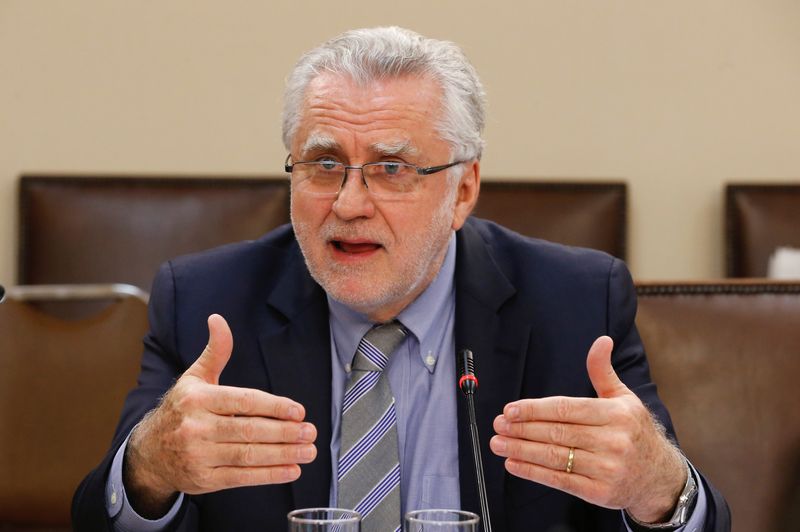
left=282, top=26, right=486, bottom=164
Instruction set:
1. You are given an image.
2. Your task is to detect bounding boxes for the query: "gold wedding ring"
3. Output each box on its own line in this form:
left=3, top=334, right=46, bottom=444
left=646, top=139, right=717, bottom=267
left=565, top=447, right=575, bottom=474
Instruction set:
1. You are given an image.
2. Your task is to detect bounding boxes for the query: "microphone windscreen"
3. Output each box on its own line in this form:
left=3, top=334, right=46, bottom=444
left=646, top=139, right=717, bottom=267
left=458, top=349, right=474, bottom=378
left=457, top=349, right=478, bottom=394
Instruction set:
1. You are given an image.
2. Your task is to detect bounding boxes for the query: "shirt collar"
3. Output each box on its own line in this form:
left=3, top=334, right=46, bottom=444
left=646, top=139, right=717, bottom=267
left=328, top=232, right=457, bottom=373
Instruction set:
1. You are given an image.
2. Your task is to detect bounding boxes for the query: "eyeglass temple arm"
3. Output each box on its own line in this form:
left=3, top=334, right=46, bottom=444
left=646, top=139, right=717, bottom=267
left=417, top=160, right=464, bottom=175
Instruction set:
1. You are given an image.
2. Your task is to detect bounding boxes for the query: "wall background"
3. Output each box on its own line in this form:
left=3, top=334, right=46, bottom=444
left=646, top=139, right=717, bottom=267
left=1, top=0, right=799, bottom=285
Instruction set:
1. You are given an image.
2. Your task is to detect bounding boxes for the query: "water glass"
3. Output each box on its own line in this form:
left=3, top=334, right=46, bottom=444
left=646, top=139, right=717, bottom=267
left=404, top=509, right=480, bottom=531
left=287, top=507, right=361, bottom=531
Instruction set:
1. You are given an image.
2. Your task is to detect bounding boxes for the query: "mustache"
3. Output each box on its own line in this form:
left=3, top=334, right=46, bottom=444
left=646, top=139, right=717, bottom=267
left=320, top=222, right=387, bottom=244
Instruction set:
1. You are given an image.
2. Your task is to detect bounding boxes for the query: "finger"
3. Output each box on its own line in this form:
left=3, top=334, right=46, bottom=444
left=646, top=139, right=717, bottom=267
left=586, top=336, right=629, bottom=399
left=490, top=436, right=596, bottom=477
left=212, top=442, right=317, bottom=468
left=185, top=314, right=234, bottom=385
left=503, top=458, right=599, bottom=503
left=196, top=464, right=302, bottom=492
left=211, top=416, right=317, bottom=444
left=493, top=416, right=607, bottom=451
left=503, top=397, right=611, bottom=425
left=206, top=386, right=306, bottom=421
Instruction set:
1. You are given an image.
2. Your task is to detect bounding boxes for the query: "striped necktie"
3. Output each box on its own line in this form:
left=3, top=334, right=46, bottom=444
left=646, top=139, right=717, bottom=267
left=337, top=321, right=407, bottom=532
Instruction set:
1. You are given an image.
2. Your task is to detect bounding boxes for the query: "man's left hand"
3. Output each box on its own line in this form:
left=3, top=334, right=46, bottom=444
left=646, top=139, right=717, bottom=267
left=489, top=336, right=687, bottom=523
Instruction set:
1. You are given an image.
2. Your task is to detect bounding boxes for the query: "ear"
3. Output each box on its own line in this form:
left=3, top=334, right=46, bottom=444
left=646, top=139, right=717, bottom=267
left=451, top=160, right=481, bottom=231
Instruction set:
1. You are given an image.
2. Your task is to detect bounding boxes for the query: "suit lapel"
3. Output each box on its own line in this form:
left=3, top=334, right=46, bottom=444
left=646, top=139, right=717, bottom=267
left=258, top=251, right=333, bottom=511
left=455, top=221, right=531, bottom=528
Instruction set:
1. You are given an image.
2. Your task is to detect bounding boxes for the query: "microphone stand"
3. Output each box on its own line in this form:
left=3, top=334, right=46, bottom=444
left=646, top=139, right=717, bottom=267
left=458, top=349, right=492, bottom=532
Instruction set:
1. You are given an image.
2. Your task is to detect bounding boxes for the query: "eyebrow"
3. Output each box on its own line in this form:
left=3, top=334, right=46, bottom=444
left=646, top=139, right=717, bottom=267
left=299, top=134, right=420, bottom=160
left=300, top=133, right=339, bottom=158
left=370, top=141, right=419, bottom=158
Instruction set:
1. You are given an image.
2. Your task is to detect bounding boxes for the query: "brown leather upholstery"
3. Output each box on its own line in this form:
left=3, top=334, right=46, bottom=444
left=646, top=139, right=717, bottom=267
left=19, top=177, right=625, bottom=295
left=19, top=176, right=290, bottom=291
left=473, top=181, right=627, bottom=259
left=725, top=183, right=800, bottom=277
left=636, top=281, right=800, bottom=532
left=0, top=292, right=148, bottom=529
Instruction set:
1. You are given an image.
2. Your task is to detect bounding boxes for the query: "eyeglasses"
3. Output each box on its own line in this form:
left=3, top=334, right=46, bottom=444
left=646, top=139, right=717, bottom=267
left=284, top=154, right=465, bottom=199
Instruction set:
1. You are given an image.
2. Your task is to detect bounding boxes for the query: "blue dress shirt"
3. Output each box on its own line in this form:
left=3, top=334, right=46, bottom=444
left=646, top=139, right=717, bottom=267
left=327, top=232, right=460, bottom=515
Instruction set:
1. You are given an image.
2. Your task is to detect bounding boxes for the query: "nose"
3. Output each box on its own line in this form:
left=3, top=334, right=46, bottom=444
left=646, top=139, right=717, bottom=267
left=331, top=167, right=376, bottom=220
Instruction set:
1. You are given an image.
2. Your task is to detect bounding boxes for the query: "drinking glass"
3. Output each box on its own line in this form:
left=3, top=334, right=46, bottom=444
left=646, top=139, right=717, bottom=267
left=287, top=507, right=361, bottom=531
left=404, top=509, right=480, bottom=531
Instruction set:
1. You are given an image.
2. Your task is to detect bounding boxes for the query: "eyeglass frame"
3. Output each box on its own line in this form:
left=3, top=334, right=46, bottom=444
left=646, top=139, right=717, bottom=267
left=284, top=154, right=466, bottom=196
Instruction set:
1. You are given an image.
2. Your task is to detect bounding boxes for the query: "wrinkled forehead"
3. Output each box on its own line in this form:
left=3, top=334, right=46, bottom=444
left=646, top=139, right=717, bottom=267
left=300, top=70, right=444, bottom=113
left=293, top=72, right=448, bottom=159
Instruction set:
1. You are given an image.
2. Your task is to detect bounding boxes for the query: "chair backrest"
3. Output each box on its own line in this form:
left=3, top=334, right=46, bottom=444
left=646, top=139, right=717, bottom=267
left=0, top=286, right=149, bottom=528
left=635, top=281, right=800, bottom=532
left=725, top=183, right=800, bottom=277
left=19, top=175, right=290, bottom=291
left=19, top=176, right=626, bottom=290
left=473, top=181, right=627, bottom=259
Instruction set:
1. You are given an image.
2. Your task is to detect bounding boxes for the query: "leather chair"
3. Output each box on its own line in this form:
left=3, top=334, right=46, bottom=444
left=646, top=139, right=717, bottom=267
left=0, top=285, right=149, bottom=530
left=725, top=183, right=800, bottom=277
left=474, top=181, right=627, bottom=259
left=19, top=175, right=291, bottom=292
left=635, top=280, right=800, bottom=532
left=19, top=177, right=626, bottom=296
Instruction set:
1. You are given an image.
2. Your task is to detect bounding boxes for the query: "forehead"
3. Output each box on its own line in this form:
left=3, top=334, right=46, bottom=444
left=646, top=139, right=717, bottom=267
left=293, top=73, right=448, bottom=158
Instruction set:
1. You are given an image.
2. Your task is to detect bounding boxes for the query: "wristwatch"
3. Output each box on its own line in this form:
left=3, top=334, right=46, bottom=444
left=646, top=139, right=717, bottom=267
left=626, top=459, right=698, bottom=531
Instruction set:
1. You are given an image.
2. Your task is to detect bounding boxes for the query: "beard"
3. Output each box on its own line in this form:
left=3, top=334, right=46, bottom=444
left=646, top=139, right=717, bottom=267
left=291, top=186, right=457, bottom=318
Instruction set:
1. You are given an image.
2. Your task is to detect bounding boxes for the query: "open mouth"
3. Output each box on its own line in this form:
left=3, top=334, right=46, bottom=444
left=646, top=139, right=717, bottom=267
left=331, top=240, right=383, bottom=254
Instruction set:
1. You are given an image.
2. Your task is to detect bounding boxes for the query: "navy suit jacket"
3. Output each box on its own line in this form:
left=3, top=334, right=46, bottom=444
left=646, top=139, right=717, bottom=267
left=73, top=218, right=730, bottom=531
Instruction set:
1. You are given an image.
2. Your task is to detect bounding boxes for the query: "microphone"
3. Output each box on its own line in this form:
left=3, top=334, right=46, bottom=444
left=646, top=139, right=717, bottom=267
left=457, top=349, right=492, bottom=532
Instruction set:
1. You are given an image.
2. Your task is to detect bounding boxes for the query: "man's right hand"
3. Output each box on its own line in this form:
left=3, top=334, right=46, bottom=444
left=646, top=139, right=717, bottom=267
left=123, top=314, right=318, bottom=518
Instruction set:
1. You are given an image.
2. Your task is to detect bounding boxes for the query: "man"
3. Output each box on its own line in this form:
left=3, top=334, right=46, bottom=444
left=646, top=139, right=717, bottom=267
left=73, top=27, right=730, bottom=531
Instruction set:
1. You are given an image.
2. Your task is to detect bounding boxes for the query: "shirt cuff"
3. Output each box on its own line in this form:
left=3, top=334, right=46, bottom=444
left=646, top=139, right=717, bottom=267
left=621, top=460, right=708, bottom=532
left=105, top=432, right=185, bottom=532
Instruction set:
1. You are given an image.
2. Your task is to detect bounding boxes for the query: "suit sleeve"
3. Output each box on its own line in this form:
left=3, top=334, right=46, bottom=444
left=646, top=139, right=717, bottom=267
left=72, top=262, right=191, bottom=531
left=606, top=259, right=731, bottom=532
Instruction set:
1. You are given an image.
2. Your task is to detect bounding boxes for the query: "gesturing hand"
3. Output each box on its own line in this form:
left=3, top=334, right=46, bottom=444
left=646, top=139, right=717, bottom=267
left=124, top=314, right=317, bottom=518
left=490, top=336, right=687, bottom=524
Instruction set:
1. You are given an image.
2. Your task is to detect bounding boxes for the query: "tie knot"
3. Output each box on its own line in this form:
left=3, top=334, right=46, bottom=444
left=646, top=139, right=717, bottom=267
left=352, top=321, right=407, bottom=372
